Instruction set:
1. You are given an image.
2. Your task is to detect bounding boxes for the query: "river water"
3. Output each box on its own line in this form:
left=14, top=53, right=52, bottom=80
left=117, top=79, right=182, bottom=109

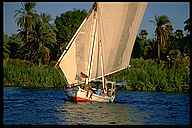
left=3, top=87, right=190, bottom=125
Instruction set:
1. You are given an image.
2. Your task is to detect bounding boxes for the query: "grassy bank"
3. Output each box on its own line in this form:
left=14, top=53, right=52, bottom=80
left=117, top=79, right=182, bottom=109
left=107, top=58, right=189, bottom=93
left=3, top=58, right=189, bottom=92
left=3, top=59, right=67, bottom=88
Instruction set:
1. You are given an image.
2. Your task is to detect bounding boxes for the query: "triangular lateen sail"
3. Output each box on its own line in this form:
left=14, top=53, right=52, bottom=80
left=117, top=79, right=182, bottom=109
left=57, top=2, right=147, bottom=85
left=58, top=6, right=95, bottom=85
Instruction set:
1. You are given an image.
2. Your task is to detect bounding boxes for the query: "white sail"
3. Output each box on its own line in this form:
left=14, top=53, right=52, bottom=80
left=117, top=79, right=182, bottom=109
left=90, top=2, right=147, bottom=80
left=58, top=7, right=95, bottom=85
left=57, top=2, right=147, bottom=85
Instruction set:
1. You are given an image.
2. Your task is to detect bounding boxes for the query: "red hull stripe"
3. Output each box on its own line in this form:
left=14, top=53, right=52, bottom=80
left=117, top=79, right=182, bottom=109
left=73, top=96, right=90, bottom=102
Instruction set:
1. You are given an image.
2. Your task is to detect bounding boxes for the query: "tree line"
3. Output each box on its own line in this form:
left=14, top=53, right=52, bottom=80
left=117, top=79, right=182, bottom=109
left=3, top=2, right=191, bottom=67
left=132, top=15, right=191, bottom=67
left=3, top=2, right=87, bottom=65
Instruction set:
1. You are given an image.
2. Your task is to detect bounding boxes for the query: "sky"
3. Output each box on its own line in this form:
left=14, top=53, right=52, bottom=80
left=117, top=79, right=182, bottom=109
left=3, top=2, right=190, bottom=38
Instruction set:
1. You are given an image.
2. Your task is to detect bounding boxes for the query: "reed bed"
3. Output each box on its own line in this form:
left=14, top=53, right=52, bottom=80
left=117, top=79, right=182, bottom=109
left=107, top=58, right=189, bottom=93
left=3, top=58, right=189, bottom=92
left=4, top=59, right=67, bottom=88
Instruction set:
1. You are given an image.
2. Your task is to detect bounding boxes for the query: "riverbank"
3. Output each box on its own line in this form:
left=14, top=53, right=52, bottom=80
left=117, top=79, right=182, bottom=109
left=3, top=58, right=189, bottom=93
left=3, top=59, right=66, bottom=89
left=107, top=58, right=189, bottom=93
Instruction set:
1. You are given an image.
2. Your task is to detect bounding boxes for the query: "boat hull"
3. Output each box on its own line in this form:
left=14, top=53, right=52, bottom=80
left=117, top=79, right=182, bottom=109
left=64, top=86, right=115, bottom=103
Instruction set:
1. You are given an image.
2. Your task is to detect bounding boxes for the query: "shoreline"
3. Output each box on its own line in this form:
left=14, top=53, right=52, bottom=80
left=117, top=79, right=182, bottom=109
left=3, top=58, right=189, bottom=93
left=3, top=83, right=189, bottom=94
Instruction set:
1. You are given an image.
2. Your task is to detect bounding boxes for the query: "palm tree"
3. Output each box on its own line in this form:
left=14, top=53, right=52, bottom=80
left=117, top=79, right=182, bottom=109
left=143, top=39, right=156, bottom=60
left=184, top=18, right=192, bottom=88
left=15, top=2, right=37, bottom=60
left=31, top=13, right=56, bottom=65
left=139, top=30, right=148, bottom=40
left=172, top=30, right=186, bottom=58
left=184, top=18, right=191, bottom=56
left=8, top=34, right=23, bottom=58
left=39, top=13, right=56, bottom=65
left=139, top=29, right=148, bottom=47
left=150, top=15, right=172, bottom=62
left=175, top=30, right=184, bottom=40
left=15, top=2, right=37, bottom=41
left=138, top=30, right=148, bottom=58
left=184, top=18, right=192, bottom=35
left=132, top=36, right=142, bottom=58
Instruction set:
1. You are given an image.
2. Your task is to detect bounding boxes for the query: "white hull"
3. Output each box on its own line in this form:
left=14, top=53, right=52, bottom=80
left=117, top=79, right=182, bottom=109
left=64, top=86, right=115, bottom=103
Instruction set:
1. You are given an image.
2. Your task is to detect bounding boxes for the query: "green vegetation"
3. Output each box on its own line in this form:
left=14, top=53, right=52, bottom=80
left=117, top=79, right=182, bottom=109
left=107, top=58, right=189, bottom=93
left=4, top=59, right=67, bottom=88
left=3, top=2, right=191, bottom=92
left=4, top=2, right=87, bottom=64
left=4, top=58, right=189, bottom=93
left=55, top=9, right=87, bottom=59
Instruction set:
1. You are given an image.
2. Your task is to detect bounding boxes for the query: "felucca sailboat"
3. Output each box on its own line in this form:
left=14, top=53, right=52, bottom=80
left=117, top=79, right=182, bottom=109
left=56, top=2, right=147, bottom=103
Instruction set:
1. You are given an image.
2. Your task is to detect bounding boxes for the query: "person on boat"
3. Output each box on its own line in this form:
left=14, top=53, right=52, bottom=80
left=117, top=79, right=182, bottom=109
left=79, top=72, right=94, bottom=98
left=96, top=84, right=102, bottom=95
left=65, top=84, right=72, bottom=89
left=80, top=72, right=88, bottom=79
left=86, top=83, right=94, bottom=98
left=96, top=88, right=102, bottom=95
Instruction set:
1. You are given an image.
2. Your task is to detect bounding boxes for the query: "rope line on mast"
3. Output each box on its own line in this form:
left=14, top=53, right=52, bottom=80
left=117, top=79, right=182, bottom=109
left=97, top=4, right=108, bottom=94
left=86, top=6, right=98, bottom=85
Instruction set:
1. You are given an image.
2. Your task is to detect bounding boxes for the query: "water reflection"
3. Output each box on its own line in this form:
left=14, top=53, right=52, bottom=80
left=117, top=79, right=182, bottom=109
left=56, top=102, right=147, bottom=125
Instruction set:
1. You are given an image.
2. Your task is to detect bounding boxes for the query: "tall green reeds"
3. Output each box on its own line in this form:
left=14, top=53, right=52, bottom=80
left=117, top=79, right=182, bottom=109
left=107, top=58, right=189, bottom=93
left=3, top=58, right=189, bottom=92
left=4, top=59, right=67, bottom=88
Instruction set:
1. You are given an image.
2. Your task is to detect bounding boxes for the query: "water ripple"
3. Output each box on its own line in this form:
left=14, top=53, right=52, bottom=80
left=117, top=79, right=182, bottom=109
left=4, top=87, right=189, bottom=125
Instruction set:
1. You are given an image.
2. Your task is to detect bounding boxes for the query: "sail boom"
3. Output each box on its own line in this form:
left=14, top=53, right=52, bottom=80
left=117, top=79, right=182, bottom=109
left=90, top=66, right=129, bottom=81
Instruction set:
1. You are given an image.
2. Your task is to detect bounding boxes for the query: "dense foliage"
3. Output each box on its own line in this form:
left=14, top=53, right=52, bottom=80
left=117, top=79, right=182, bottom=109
left=4, top=2, right=87, bottom=65
left=3, top=58, right=189, bottom=93
left=54, top=9, right=87, bottom=59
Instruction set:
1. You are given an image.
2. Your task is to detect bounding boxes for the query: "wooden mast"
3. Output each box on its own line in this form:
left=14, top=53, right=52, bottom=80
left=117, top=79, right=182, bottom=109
left=87, top=3, right=107, bottom=94
left=98, top=3, right=107, bottom=94
left=86, top=3, right=107, bottom=95
left=86, top=3, right=97, bottom=85
left=100, top=40, right=107, bottom=94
